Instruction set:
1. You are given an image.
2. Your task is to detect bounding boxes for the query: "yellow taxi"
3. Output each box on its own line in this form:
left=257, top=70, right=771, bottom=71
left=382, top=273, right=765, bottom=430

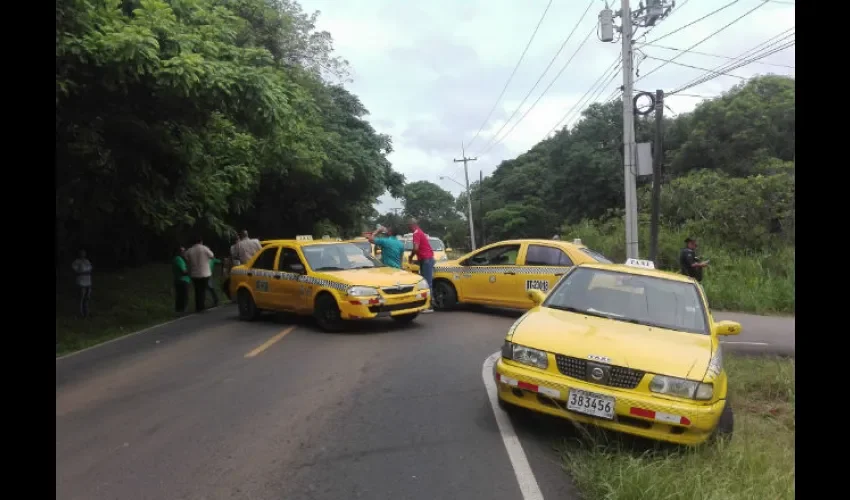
left=226, top=236, right=430, bottom=331
left=400, top=234, right=451, bottom=273
left=347, top=237, right=376, bottom=257
left=494, top=259, right=742, bottom=445
left=431, top=238, right=612, bottom=311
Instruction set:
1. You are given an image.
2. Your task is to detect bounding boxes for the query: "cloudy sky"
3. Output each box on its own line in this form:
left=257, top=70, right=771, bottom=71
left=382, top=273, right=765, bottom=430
left=302, top=0, right=795, bottom=213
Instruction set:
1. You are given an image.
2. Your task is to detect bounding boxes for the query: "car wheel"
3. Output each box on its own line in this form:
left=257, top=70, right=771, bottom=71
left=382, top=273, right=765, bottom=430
left=391, top=313, right=419, bottom=324
left=710, top=401, right=734, bottom=443
left=237, top=289, right=259, bottom=321
left=315, top=293, right=345, bottom=332
left=432, top=280, right=458, bottom=311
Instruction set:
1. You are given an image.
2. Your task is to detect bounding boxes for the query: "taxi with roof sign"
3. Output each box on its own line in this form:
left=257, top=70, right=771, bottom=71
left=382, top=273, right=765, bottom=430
left=493, top=258, right=742, bottom=445
left=430, top=238, right=613, bottom=311
left=226, top=235, right=430, bottom=331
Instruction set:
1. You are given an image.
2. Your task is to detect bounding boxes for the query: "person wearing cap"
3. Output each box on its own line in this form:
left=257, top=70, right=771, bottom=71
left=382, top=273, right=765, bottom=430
left=367, top=224, right=404, bottom=269
left=679, top=237, right=709, bottom=282
left=408, top=218, right=435, bottom=313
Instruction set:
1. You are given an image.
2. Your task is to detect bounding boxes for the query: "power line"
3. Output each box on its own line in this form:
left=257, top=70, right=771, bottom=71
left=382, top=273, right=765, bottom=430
left=465, top=0, right=555, bottom=151
left=642, top=55, right=747, bottom=79
left=669, top=28, right=794, bottom=93
left=640, top=42, right=795, bottom=69
left=545, top=57, right=622, bottom=139
left=479, top=23, right=598, bottom=156
left=639, top=0, right=740, bottom=46
left=670, top=38, right=794, bottom=94
left=634, top=0, right=770, bottom=84
left=472, top=0, right=595, bottom=156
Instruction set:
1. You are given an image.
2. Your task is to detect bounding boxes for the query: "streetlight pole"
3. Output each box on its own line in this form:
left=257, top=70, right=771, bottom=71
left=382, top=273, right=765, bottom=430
left=453, top=145, right=477, bottom=250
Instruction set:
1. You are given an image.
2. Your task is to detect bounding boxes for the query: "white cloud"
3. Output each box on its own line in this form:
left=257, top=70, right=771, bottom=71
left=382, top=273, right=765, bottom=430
left=303, top=0, right=795, bottom=213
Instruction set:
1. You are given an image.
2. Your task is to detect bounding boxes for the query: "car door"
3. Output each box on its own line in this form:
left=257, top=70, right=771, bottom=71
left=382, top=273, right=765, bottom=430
left=517, top=243, right=575, bottom=308
left=246, top=245, right=280, bottom=309
left=458, top=243, right=522, bottom=306
left=270, top=246, right=309, bottom=312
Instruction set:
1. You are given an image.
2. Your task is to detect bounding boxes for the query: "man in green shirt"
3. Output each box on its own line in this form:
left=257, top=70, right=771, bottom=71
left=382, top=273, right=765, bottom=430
left=172, top=246, right=191, bottom=313
left=367, top=225, right=404, bottom=269
left=207, top=257, right=221, bottom=307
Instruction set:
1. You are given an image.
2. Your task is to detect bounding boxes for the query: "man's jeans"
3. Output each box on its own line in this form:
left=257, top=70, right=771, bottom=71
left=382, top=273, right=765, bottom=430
left=419, top=258, right=435, bottom=291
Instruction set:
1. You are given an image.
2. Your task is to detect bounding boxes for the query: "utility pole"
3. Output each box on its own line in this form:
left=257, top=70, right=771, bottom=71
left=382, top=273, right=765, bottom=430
left=648, top=89, right=664, bottom=264
left=479, top=170, right=484, bottom=247
left=454, top=145, right=477, bottom=250
left=603, top=0, right=674, bottom=260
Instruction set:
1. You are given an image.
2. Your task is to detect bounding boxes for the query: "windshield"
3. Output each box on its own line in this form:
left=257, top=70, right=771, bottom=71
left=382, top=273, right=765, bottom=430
left=544, top=267, right=708, bottom=334
left=351, top=241, right=372, bottom=255
left=301, top=243, right=384, bottom=271
left=580, top=247, right=613, bottom=264
left=402, top=238, right=444, bottom=251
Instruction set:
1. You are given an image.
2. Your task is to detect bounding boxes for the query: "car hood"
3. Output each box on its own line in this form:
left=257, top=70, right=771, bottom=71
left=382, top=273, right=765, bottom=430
left=511, top=307, right=712, bottom=379
left=318, top=267, right=423, bottom=287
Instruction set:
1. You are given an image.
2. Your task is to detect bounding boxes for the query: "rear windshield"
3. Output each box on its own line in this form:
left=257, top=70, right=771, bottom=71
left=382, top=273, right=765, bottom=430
left=580, top=247, right=613, bottom=264
left=403, top=238, right=445, bottom=251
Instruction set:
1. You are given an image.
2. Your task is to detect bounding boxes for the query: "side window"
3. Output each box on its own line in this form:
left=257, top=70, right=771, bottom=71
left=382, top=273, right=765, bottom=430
left=251, top=247, right=279, bottom=270
left=466, top=244, right=521, bottom=266
left=277, top=248, right=306, bottom=273
left=526, top=245, right=574, bottom=266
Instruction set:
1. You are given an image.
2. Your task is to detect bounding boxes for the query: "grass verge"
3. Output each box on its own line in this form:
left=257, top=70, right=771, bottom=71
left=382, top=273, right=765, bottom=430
left=560, top=355, right=795, bottom=500
left=56, top=263, right=230, bottom=356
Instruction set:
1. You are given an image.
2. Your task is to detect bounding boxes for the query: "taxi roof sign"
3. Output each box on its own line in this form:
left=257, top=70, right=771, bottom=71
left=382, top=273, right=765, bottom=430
left=573, top=238, right=582, bottom=245
left=625, top=258, right=655, bottom=269
left=296, top=235, right=313, bottom=241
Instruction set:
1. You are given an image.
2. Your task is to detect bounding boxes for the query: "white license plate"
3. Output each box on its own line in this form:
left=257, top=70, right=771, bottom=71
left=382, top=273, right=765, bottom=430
left=566, top=389, right=615, bottom=420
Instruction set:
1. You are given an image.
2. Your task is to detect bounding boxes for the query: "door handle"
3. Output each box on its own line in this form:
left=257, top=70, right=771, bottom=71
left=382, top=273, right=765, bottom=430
left=273, top=275, right=281, bottom=280
left=247, top=272, right=253, bottom=277
left=504, top=271, right=516, bottom=275
left=554, top=273, right=564, bottom=277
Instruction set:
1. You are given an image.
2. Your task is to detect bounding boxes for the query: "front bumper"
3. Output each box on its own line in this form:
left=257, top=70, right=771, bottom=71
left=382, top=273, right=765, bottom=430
left=339, top=290, right=430, bottom=319
left=495, top=359, right=725, bottom=446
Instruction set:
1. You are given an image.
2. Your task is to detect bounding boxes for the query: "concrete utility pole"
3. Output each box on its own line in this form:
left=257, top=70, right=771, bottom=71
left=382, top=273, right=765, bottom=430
left=479, top=169, right=484, bottom=247
left=648, top=89, right=664, bottom=264
left=454, top=145, right=477, bottom=250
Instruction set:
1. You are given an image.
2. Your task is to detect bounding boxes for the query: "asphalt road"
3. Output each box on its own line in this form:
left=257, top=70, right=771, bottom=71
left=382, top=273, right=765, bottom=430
left=56, top=306, right=794, bottom=500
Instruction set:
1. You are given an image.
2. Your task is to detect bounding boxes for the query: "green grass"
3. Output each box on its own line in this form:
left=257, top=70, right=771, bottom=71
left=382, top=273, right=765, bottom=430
left=560, top=355, right=795, bottom=500
left=563, top=220, right=795, bottom=314
left=56, top=263, right=230, bottom=356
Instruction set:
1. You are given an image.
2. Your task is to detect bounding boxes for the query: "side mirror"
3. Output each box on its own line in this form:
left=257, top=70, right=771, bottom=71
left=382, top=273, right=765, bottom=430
left=713, top=320, right=741, bottom=336
left=290, top=264, right=305, bottom=274
left=527, top=289, right=546, bottom=307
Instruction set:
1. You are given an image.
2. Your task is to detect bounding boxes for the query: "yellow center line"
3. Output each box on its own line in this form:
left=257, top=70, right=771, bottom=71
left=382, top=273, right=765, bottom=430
left=244, top=326, right=297, bottom=358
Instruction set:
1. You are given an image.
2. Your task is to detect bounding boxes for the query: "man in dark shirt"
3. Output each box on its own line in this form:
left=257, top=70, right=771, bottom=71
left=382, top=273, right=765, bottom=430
left=679, top=237, right=709, bottom=282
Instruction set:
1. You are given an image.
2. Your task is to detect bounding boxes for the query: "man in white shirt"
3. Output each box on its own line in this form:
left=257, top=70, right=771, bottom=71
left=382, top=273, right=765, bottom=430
left=235, top=229, right=262, bottom=264
left=184, top=236, right=215, bottom=312
left=71, top=249, right=93, bottom=318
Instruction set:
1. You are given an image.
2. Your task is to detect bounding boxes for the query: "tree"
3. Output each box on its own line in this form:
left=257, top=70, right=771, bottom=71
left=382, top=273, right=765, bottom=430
left=401, top=181, right=458, bottom=224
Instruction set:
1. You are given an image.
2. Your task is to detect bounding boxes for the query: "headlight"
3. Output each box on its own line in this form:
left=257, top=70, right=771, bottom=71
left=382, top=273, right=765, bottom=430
left=511, top=344, right=548, bottom=370
left=347, top=286, right=379, bottom=297
left=649, top=375, right=713, bottom=400
left=414, top=278, right=429, bottom=290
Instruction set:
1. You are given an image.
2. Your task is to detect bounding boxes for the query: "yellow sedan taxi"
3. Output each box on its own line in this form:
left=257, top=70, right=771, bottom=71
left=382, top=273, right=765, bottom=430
left=227, top=236, right=430, bottom=331
left=431, top=238, right=612, bottom=311
left=494, top=259, right=742, bottom=445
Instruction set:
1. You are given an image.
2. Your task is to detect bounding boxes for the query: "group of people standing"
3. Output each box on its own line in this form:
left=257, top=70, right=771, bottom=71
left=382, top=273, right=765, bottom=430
left=172, top=230, right=263, bottom=314
left=366, top=217, right=435, bottom=313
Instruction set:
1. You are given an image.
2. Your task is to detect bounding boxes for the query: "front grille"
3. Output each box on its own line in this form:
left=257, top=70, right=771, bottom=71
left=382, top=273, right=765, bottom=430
left=369, top=299, right=427, bottom=314
left=381, top=285, right=415, bottom=295
left=554, top=354, right=645, bottom=389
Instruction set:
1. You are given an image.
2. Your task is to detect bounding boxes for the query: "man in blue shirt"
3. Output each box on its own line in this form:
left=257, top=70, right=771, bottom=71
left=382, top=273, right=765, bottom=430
left=367, top=224, right=404, bottom=269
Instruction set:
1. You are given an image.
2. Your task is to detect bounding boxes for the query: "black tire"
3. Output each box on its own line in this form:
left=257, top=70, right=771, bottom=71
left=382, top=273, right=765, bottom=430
left=432, top=280, right=458, bottom=311
left=315, top=293, right=345, bottom=332
left=237, top=289, right=259, bottom=321
left=391, top=313, right=419, bottom=324
left=710, top=401, right=734, bottom=443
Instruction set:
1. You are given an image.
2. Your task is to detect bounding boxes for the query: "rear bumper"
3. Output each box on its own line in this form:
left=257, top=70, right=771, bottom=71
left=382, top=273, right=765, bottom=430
left=339, top=291, right=430, bottom=319
left=495, top=359, right=725, bottom=446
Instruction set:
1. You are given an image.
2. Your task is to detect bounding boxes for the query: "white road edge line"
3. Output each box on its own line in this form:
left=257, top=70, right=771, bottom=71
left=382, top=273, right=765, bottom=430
left=719, top=341, right=769, bottom=346
left=56, top=305, right=227, bottom=361
left=482, top=351, right=545, bottom=500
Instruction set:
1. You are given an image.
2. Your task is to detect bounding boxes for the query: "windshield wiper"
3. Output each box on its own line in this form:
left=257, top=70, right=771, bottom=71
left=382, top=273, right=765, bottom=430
left=350, top=265, right=377, bottom=270
left=314, top=266, right=345, bottom=271
left=548, top=305, right=607, bottom=319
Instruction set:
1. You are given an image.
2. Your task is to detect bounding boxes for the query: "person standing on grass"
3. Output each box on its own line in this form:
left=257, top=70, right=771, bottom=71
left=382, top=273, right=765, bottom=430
left=367, top=224, right=404, bottom=269
left=184, top=236, right=215, bottom=312
left=680, top=237, right=709, bottom=283
left=172, top=246, right=190, bottom=313
left=408, top=218, right=435, bottom=313
left=235, top=229, right=262, bottom=264
left=206, top=256, right=221, bottom=307
left=71, top=249, right=93, bottom=318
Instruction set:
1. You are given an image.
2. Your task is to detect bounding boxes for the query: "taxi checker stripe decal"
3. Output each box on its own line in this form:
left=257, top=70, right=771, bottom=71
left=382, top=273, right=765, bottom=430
left=497, top=374, right=561, bottom=399
left=230, top=268, right=348, bottom=292
left=436, top=266, right=572, bottom=275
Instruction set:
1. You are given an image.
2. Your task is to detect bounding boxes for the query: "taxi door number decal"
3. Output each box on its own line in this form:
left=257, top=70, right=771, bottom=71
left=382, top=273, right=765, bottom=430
left=255, top=280, right=269, bottom=292
left=526, top=279, right=549, bottom=292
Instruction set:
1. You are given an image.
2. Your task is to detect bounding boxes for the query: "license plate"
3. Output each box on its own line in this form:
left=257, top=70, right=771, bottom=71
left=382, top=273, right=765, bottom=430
left=566, top=389, right=615, bottom=420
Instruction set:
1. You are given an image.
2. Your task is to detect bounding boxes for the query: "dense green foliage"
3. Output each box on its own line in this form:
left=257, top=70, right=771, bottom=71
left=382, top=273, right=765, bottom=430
left=457, top=75, right=795, bottom=252
left=56, top=0, right=404, bottom=266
